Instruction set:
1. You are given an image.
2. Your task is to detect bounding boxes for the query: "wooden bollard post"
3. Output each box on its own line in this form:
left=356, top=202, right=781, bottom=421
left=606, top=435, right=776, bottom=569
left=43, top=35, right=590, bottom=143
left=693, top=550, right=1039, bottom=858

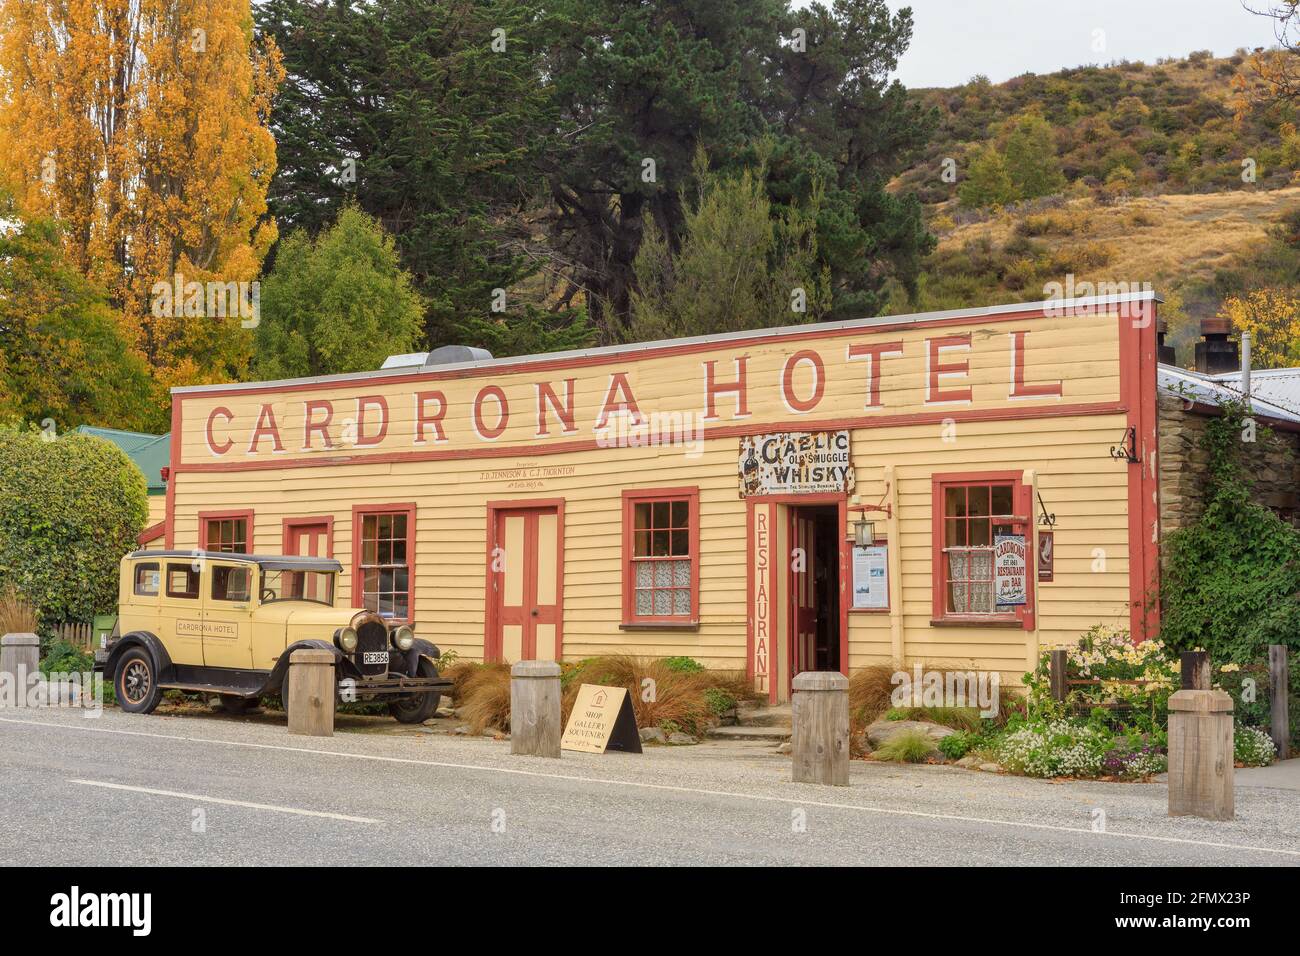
left=0, top=633, right=39, bottom=705
left=1269, top=644, right=1290, bottom=761
left=287, top=648, right=336, bottom=737
left=1049, top=648, right=1068, bottom=703
left=1168, top=689, right=1234, bottom=821
left=791, top=671, right=850, bottom=786
left=510, top=660, right=562, bottom=757
left=1180, top=651, right=1210, bottom=690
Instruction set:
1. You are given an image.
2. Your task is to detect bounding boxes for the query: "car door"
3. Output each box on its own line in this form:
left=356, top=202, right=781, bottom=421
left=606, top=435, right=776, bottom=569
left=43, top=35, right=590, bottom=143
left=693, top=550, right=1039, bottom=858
left=159, top=561, right=205, bottom=666
left=202, top=560, right=254, bottom=671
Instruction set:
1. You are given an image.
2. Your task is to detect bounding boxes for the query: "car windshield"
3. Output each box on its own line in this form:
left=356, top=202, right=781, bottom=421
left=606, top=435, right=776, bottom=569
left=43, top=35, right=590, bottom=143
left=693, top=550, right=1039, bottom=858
left=260, top=569, right=335, bottom=607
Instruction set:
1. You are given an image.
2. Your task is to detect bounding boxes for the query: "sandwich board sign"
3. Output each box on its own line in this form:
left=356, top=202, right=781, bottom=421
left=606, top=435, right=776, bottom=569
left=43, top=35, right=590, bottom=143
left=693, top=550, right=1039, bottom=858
left=561, top=684, right=643, bottom=754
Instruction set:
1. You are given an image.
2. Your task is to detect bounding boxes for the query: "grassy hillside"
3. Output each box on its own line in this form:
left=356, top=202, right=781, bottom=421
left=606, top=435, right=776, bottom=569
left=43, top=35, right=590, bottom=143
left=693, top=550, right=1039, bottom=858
left=887, top=51, right=1300, bottom=366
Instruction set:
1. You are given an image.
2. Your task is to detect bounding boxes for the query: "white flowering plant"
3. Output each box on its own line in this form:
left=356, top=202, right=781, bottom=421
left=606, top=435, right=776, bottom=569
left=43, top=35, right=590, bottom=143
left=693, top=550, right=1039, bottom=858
left=1024, top=625, right=1178, bottom=733
left=1234, top=725, right=1276, bottom=767
left=995, top=718, right=1113, bottom=778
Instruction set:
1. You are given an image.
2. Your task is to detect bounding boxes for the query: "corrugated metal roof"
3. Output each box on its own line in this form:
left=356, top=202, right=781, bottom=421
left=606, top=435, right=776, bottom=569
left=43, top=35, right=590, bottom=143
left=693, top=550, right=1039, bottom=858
left=1213, top=367, right=1300, bottom=420
left=75, top=426, right=170, bottom=493
left=1158, top=365, right=1300, bottom=424
left=175, top=290, right=1162, bottom=395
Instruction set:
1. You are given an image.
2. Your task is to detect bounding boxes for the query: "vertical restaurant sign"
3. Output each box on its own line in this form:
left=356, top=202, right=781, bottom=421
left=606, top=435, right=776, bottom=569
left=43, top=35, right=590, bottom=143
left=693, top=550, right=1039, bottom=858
left=739, top=431, right=854, bottom=497
left=751, top=505, right=772, bottom=694
left=994, top=534, right=1027, bottom=607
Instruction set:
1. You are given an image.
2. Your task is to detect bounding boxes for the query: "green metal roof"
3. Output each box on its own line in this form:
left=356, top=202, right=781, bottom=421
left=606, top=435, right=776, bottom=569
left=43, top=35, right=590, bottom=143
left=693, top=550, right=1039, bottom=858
left=75, top=426, right=170, bottom=494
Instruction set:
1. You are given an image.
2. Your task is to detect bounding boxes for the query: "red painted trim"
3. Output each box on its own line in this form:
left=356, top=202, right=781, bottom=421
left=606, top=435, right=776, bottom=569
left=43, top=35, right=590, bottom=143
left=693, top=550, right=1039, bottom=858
left=172, top=303, right=1097, bottom=401
left=929, top=472, right=1033, bottom=629
left=281, top=516, right=335, bottom=558
left=1123, top=301, right=1161, bottom=640
left=165, top=401, right=180, bottom=549
left=350, top=502, right=417, bottom=623
left=483, top=498, right=566, bottom=662
left=137, top=520, right=166, bottom=547
left=172, top=400, right=1130, bottom=476
left=620, top=486, right=701, bottom=626
left=197, top=509, right=255, bottom=553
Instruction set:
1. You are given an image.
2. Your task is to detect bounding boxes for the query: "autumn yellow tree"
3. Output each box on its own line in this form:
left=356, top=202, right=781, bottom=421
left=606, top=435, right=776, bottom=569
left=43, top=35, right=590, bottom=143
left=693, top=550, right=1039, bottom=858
left=1219, top=288, right=1300, bottom=369
left=0, top=0, right=283, bottom=425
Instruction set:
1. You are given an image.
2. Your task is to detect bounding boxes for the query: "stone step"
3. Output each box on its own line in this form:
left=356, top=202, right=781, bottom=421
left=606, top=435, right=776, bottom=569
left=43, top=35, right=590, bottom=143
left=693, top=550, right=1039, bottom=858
left=706, top=724, right=791, bottom=742
left=735, top=702, right=793, bottom=728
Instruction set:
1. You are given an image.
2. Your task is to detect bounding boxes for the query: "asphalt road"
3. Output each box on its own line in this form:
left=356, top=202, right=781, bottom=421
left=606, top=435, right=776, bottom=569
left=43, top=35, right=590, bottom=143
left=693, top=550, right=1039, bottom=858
left=1, top=708, right=1298, bottom=866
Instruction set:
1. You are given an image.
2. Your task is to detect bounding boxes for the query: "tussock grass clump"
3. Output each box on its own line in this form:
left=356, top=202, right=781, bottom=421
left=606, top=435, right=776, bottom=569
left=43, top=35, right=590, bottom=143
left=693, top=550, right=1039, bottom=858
left=873, top=729, right=934, bottom=763
left=885, top=705, right=984, bottom=733
left=0, top=583, right=38, bottom=633
left=848, top=664, right=898, bottom=734
left=454, top=662, right=512, bottom=734
left=449, top=654, right=759, bottom=738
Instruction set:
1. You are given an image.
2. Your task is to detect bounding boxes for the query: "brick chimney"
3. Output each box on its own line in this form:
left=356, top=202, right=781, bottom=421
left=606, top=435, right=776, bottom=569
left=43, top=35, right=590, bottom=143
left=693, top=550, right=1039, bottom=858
left=1194, top=317, right=1239, bottom=374
left=1157, top=318, right=1176, bottom=365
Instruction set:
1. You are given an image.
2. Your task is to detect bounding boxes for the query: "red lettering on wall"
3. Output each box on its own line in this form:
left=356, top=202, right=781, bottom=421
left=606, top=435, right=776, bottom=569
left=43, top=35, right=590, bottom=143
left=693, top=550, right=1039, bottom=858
left=781, top=350, right=825, bottom=413
left=414, top=391, right=448, bottom=444
left=595, top=372, right=643, bottom=429
left=1009, top=330, right=1063, bottom=399
left=846, top=341, right=905, bottom=409
left=247, top=404, right=285, bottom=454
left=474, top=385, right=509, bottom=440
left=355, top=396, right=389, bottom=447
left=703, top=357, right=750, bottom=420
left=535, top=379, right=577, bottom=436
left=302, top=399, right=335, bottom=450
left=926, top=334, right=973, bottom=404
left=206, top=407, right=234, bottom=456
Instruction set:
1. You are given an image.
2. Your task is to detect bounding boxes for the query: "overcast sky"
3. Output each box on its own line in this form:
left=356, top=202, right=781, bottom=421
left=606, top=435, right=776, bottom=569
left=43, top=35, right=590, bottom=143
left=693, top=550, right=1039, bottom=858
left=874, top=0, right=1282, bottom=88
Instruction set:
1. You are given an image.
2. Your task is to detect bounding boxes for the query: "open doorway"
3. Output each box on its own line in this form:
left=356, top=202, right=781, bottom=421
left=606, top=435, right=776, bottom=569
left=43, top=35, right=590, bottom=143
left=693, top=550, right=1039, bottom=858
left=788, top=504, right=841, bottom=679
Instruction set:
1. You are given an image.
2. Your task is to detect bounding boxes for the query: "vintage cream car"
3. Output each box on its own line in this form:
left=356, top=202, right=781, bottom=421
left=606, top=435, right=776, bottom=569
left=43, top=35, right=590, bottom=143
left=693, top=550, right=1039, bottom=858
left=101, top=550, right=451, bottom=723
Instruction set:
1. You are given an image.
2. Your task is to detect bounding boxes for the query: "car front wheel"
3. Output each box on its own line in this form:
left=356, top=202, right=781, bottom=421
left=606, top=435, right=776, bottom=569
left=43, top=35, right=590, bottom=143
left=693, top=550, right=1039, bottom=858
left=114, top=648, right=161, bottom=714
left=389, top=658, right=442, bottom=724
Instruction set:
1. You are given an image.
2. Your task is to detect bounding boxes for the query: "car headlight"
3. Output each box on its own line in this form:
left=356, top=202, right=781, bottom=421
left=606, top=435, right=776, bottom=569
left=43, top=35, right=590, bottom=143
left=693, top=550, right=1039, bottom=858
left=336, top=627, right=358, bottom=653
left=392, top=625, right=415, bottom=651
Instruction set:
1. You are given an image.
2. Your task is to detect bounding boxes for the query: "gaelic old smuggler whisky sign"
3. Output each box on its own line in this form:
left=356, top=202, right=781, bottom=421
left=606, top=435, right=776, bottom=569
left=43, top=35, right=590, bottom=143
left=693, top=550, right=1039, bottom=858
left=738, top=431, right=855, bottom=497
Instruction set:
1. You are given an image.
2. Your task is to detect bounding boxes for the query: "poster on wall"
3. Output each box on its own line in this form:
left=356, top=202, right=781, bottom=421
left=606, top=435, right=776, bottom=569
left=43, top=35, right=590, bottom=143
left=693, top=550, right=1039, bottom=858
left=993, top=534, right=1027, bottom=607
left=738, top=431, right=855, bottom=497
left=851, top=545, right=889, bottom=609
left=1038, top=530, right=1054, bottom=582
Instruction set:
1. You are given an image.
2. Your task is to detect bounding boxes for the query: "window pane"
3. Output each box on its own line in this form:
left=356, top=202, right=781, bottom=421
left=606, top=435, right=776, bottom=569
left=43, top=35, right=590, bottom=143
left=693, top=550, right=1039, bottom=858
left=992, top=484, right=1013, bottom=515
left=671, top=560, right=691, bottom=587
left=944, top=486, right=966, bottom=517
left=670, top=529, right=688, bottom=555
left=635, top=563, right=653, bottom=587
left=945, top=519, right=965, bottom=547
left=363, top=539, right=377, bottom=564
left=652, top=530, right=670, bottom=556
left=672, top=589, right=690, bottom=615
left=671, top=500, right=688, bottom=527
left=654, top=562, right=672, bottom=587
left=392, top=515, right=407, bottom=539
left=652, top=501, right=669, bottom=527
left=634, top=503, right=651, bottom=531
left=635, top=589, right=653, bottom=615
left=968, top=486, right=990, bottom=517
left=969, top=519, right=991, bottom=547
left=653, top=590, right=671, bottom=615
left=634, top=530, right=650, bottom=557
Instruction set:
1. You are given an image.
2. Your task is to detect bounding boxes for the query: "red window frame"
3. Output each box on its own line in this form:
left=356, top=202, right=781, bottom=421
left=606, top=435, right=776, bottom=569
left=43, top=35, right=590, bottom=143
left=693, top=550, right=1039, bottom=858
left=621, top=487, right=700, bottom=626
left=351, top=503, right=416, bottom=623
left=198, top=509, right=254, bottom=554
left=930, top=471, right=1034, bottom=629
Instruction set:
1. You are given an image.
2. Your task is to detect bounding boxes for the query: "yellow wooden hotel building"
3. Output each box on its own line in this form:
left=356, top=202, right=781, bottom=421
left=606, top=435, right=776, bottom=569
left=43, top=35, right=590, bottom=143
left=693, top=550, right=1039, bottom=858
left=160, top=292, right=1162, bottom=700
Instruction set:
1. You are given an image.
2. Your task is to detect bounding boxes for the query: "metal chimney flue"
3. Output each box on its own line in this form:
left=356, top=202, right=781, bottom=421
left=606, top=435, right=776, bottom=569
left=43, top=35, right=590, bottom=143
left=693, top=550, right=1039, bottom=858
left=1194, top=317, right=1239, bottom=375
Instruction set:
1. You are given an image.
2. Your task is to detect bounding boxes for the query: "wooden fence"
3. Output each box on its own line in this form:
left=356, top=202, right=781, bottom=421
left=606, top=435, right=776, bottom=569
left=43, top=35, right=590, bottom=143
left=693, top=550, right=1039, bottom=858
left=53, top=622, right=95, bottom=653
